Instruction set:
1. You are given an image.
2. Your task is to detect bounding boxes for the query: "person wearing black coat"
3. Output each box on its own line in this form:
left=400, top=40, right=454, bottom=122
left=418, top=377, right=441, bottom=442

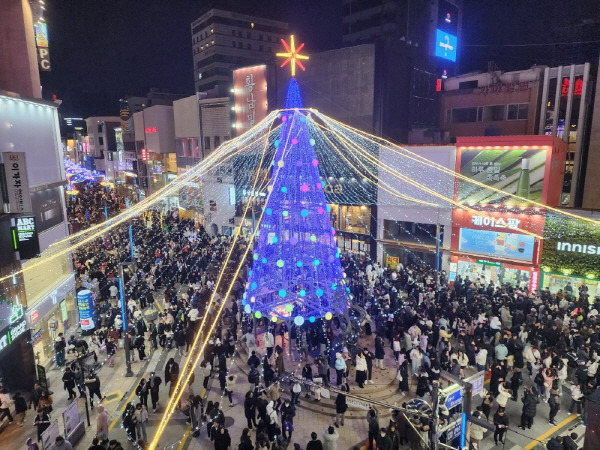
left=244, top=391, right=257, bottom=429
left=149, top=372, right=162, bottom=412
left=520, top=387, right=539, bottom=429
left=62, top=367, right=77, bottom=401
left=376, top=427, right=393, bottom=450
left=334, top=385, right=348, bottom=427
left=213, top=427, right=231, bottom=450
left=493, top=409, right=509, bottom=445
left=238, top=428, right=254, bottom=450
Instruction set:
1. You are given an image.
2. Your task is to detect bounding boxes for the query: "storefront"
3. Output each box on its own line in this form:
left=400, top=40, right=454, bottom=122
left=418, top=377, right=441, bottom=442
left=0, top=320, right=36, bottom=391
left=329, top=204, right=375, bottom=257
left=25, top=273, right=77, bottom=367
left=450, top=208, right=545, bottom=291
left=540, top=212, right=600, bottom=302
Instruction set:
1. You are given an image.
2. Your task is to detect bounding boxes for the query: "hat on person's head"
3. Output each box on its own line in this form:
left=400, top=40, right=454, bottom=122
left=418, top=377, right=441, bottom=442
left=336, top=352, right=342, bottom=358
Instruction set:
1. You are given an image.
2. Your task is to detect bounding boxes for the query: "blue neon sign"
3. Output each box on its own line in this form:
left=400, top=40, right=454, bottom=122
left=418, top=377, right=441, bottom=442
left=435, top=29, right=457, bottom=62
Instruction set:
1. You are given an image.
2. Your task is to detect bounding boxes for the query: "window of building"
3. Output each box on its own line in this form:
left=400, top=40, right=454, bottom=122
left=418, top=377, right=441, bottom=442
left=458, top=80, right=478, bottom=89
left=247, top=31, right=251, bottom=38
left=98, top=136, right=104, bottom=146
left=268, top=46, right=272, bottom=52
left=267, top=35, right=272, bottom=42
left=247, top=43, right=251, bottom=49
left=507, top=103, right=529, bottom=120
left=232, top=41, right=236, bottom=47
left=204, top=137, right=211, bottom=150
left=237, top=30, right=242, bottom=37
left=259, top=45, right=263, bottom=51
left=214, top=136, right=221, bottom=148
left=259, top=34, right=263, bottom=40
left=451, top=107, right=479, bottom=123
left=483, top=105, right=506, bottom=121
left=97, top=124, right=103, bottom=133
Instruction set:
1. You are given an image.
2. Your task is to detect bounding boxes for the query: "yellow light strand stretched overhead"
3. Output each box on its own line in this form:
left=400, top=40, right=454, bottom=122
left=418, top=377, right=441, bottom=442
left=148, top=112, right=299, bottom=449
left=318, top=112, right=600, bottom=226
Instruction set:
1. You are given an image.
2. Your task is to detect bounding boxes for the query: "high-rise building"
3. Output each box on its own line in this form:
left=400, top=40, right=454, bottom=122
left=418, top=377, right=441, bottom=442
left=191, top=9, right=288, bottom=92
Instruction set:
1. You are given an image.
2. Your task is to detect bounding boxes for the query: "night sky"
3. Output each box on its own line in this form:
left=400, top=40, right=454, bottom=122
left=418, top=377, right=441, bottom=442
left=42, top=0, right=598, bottom=118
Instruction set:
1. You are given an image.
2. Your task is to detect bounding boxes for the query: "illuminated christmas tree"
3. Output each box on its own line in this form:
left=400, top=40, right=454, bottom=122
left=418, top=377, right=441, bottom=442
left=241, top=75, right=350, bottom=325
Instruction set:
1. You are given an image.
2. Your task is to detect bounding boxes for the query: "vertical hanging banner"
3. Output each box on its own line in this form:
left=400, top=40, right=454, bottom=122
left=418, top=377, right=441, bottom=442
left=2, top=152, right=32, bottom=214
left=233, top=65, right=268, bottom=135
left=34, top=22, right=51, bottom=71
left=77, top=290, right=94, bottom=330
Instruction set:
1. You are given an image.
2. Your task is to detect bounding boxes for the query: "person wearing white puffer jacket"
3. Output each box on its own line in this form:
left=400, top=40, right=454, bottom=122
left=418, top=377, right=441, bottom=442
left=355, top=352, right=368, bottom=388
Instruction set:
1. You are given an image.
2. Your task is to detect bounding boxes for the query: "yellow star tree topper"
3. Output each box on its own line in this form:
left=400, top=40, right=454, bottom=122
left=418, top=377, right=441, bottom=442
left=276, top=35, right=309, bottom=77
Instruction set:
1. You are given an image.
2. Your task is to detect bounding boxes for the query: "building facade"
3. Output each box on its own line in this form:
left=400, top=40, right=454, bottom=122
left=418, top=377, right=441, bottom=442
left=191, top=9, right=288, bottom=92
left=84, top=116, right=120, bottom=172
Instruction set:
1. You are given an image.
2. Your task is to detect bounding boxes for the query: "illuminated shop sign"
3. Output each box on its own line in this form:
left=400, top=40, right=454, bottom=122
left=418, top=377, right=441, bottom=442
left=471, top=215, right=520, bottom=229
left=11, top=215, right=40, bottom=260
left=233, top=65, right=268, bottom=134
left=435, top=29, right=457, bottom=62
left=145, top=127, right=157, bottom=133
left=0, top=319, right=27, bottom=352
left=555, top=241, right=600, bottom=255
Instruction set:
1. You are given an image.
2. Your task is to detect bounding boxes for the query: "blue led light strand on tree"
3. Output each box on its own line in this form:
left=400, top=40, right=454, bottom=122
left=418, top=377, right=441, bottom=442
left=242, top=79, right=349, bottom=322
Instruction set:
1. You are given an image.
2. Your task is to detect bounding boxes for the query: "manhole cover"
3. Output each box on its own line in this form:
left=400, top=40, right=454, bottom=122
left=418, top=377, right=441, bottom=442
left=224, top=416, right=234, bottom=427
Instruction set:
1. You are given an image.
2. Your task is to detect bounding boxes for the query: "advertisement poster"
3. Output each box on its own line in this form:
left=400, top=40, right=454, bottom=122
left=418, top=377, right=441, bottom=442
left=63, top=399, right=80, bottom=436
left=77, top=290, right=95, bottom=330
left=233, top=65, right=268, bottom=134
left=41, top=419, right=59, bottom=450
left=459, top=228, right=535, bottom=262
left=31, top=187, right=65, bottom=233
left=386, top=256, right=400, bottom=268
left=458, top=149, right=546, bottom=204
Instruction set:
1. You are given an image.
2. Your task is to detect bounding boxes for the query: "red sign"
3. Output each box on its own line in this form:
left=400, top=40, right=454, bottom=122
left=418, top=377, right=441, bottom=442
left=529, top=269, right=539, bottom=293
left=436, top=78, right=442, bottom=92
left=30, top=310, right=39, bottom=323
left=80, top=318, right=90, bottom=327
left=141, top=149, right=149, bottom=161
left=561, top=77, right=583, bottom=97
left=453, top=208, right=546, bottom=237
left=233, top=65, right=268, bottom=135
left=145, top=127, right=157, bottom=133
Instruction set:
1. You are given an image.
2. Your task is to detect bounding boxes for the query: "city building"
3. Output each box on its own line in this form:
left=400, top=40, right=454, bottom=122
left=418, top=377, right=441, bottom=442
left=191, top=9, right=288, bottom=92
left=84, top=116, right=120, bottom=171
left=439, top=66, right=545, bottom=139
left=583, top=62, right=600, bottom=209
left=0, top=92, right=76, bottom=387
left=440, top=62, right=597, bottom=207
left=133, top=105, right=177, bottom=198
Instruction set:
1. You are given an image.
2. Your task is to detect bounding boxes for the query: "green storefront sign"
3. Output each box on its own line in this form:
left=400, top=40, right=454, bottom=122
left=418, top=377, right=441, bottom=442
left=476, top=259, right=502, bottom=267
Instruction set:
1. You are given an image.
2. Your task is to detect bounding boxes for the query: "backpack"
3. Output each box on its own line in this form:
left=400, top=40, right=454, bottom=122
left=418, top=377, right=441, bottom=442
left=534, top=372, right=544, bottom=385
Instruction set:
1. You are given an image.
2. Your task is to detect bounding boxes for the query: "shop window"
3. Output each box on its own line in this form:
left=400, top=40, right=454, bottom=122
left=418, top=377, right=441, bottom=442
left=507, top=103, right=529, bottom=120
left=336, top=205, right=370, bottom=235
left=383, top=219, right=440, bottom=246
left=451, top=107, right=479, bottom=123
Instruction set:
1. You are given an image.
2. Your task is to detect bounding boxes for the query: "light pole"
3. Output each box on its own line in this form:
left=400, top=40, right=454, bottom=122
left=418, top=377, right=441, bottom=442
left=118, top=263, right=134, bottom=377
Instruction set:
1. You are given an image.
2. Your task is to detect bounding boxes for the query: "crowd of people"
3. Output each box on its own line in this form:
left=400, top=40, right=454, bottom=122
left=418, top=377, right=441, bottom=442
left=67, top=181, right=137, bottom=232
left=5, top=203, right=594, bottom=450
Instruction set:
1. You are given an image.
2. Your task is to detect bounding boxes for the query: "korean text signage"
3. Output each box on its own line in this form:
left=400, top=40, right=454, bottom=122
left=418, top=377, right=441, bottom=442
left=77, top=290, right=95, bottom=330
left=458, top=148, right=546, bottom=204
left=233, top=65, right=268, bottom=134
left=12, top=216, right=40, bottom=259
left=2, top=152, right=32, bottom=213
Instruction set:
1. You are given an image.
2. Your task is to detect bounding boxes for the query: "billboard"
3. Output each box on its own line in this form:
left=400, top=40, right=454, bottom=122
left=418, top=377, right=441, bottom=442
left=34, top=22, right=51, bottom=71
left=458, top=148, right=547, bottom=204
left=31, top=187, right=64, bottom=233
left=435, top=29, right=457, bottom=62
left=458, top=227, right=535, bottom=262
left=233, top=65, right=268, bottom=134
left=2, top=152, right=33, bottom=214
